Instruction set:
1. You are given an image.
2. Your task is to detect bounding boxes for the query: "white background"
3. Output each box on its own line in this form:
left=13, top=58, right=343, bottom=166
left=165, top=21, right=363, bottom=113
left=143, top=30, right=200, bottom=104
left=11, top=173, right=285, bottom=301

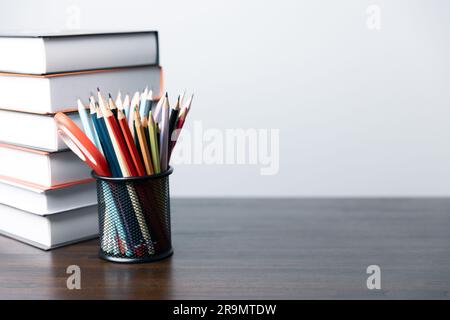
left=1, top=0, right=449, bottom=197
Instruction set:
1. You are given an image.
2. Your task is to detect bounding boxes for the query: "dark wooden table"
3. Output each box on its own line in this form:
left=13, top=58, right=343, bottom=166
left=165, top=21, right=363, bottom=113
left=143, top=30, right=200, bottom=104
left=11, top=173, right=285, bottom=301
left=1, top=199, right=449, bottom=299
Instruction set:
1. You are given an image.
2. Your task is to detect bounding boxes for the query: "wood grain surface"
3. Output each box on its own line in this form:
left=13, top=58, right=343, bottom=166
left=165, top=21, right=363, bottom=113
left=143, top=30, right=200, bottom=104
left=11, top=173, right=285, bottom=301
left=0, top=198, right=449, bottom=299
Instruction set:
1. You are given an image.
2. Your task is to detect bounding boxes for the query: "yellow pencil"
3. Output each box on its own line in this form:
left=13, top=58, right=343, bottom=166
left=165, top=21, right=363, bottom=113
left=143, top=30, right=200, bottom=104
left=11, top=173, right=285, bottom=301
left=134, top=108, right=154, bottom=175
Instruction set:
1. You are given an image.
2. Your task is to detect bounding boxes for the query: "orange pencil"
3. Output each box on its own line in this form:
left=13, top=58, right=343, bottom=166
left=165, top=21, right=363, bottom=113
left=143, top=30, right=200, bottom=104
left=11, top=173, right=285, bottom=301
left=117, top=109, right=146, bottom=176
left=134, top=108, right=154, bottom=175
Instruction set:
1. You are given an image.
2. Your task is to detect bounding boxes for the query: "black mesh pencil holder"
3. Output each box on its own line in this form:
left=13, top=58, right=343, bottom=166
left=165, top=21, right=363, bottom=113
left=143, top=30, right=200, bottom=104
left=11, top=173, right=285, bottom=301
left=92, top=167, right=174, bottom=263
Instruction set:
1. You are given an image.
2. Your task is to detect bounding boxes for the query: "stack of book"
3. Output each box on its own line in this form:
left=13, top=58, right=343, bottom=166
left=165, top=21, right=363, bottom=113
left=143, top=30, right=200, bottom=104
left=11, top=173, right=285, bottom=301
left=0, top=31, right=162, bottom=250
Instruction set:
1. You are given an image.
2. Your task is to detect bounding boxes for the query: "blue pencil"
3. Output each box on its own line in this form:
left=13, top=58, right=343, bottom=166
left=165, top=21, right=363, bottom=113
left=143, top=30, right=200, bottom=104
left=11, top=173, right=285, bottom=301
left=79, top=99, right=104, bottom=155
left=89, top=104, right=133, bottom=256
left=94, top=106, right=122, bottom=177
left=94, top=104, right=147, bottom=253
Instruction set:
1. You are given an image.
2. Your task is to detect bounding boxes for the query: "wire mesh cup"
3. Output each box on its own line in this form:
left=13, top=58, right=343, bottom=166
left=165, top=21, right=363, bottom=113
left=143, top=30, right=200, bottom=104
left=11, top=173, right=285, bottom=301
left=92, top=167, right=174, bottom=263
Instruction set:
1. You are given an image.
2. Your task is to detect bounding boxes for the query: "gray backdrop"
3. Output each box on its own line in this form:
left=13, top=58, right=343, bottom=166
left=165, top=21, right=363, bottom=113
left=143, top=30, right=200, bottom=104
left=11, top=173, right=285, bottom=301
left=1, top=0, right=449, bottom=197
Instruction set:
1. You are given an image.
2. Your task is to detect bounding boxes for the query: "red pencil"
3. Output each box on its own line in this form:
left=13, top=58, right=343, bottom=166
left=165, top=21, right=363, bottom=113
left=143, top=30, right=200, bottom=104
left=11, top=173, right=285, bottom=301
left=169, top=94, right=193, bottom=158
left=98, top=90, right=138, bottom=177
left=176, top=94, right=193, bottom=130
left=117, top=109, right=146, bottom=176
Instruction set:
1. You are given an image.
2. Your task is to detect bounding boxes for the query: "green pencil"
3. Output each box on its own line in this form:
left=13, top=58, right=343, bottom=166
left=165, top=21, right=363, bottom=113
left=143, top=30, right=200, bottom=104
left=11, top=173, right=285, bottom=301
left=148, top=111, right=161, bottom=173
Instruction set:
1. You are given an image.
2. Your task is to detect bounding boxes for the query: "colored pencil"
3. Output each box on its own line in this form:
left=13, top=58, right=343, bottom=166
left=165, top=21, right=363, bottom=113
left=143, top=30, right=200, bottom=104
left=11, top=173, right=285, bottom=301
left=115, top=91, right=122, bottom=111
left=142, top=115, right=150, bottom=146
left=143, top=88, right=153, bottom=117
left=128, top=91, right=140, bottom=137
left=108, top=94, right=118, bottom=118
left=99, top=91, right=155, bottom=254
left=152, top=93, right=166, bottom=123
left=87, top=99, right=104, bottom=156
left=99, top=90, right=137, bottom=177
left=170, top=94, right=194, bottom=159
left=68, top=89, right=192, bottom=178
left=168, top=95, right=181, bottom=139
left=159, top=93, right=170, bottom=172
left=95, top=106, right=122, bottom=177
left=148, top=111, right=161, bottom=173
left=123, top=93, right=131, bottom=120
left=134, top=108, right=154, bottom=175
left=139, top=87, right=148, bottom=119
left=78, top=98, right=103, bottom=155
left=117, top=109, right=146, bottom=176
left=179, top=89, right=186, bottom=108
left=58, top=87, right=196, bottom=259
left=177, top=94, right=194, bottom=129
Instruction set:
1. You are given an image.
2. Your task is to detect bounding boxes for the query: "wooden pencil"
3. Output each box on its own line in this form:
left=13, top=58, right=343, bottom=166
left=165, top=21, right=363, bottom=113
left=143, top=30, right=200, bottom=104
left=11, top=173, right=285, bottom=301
left=152, top=93, right=166, bottom=123
left=86, top=100, right=104, bottom=156
left=95, top=106, right=121, bottom=177
left=108, top=94, right=118, bottom=118
left=98, top=89, right=134, bottom=177
left=117, top=109, right=146, bottom=176
left=168, top=95, right=181, bottom=139
left=142, top=115, right=150, bottom=148
left=78, top=98, right=103, bottom=156
left=115, top=91, right=123, bottom=111
left=123, top=94, right=131, bottom=120
left=128, top=91, right=140, bottom=138
left=134, top=108, right=154, bottom=175
left=170, top=94, right=194, bottom=159
left=139, top=87, right=148, bottom=118
left=141, top=116, right=153, bottom=172
left=148, top=111, right=161, bottom=173
left=91, top=105, right=131, bottom=254
left=100, top=93, right=154, bottom=254
left=179, top=89, right=186, bottom=108
left=177, top=94, right=194, bottom=129
left=145, top=89, right=153, bottom=115
left=159, top=93, right=170, bottom=172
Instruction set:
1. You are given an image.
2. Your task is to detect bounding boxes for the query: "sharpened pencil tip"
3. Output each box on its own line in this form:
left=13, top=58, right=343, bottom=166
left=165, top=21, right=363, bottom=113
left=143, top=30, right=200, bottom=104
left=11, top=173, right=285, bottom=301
left=97, top=87, right=100, bottom=92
